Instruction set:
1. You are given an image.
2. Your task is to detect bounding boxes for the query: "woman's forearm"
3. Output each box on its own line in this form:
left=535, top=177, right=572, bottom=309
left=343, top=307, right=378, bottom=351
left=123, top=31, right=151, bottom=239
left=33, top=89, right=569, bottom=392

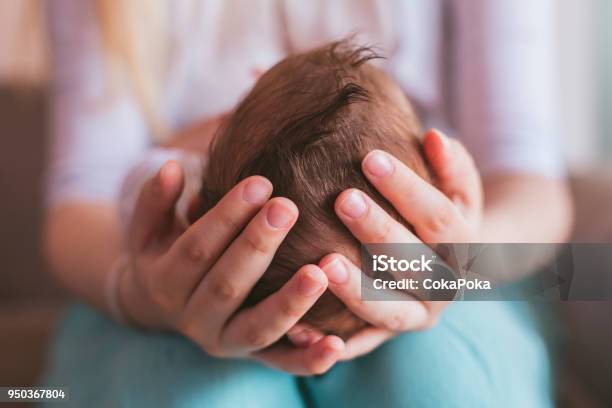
left=479, top=174, right=574, bottom=243
left=44, top=203, right=123, bottom=313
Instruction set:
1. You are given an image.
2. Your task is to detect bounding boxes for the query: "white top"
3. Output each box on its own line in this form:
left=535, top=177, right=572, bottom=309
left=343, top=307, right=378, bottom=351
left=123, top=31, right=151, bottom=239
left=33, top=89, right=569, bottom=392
left=46, top=0, right=563, bottom=208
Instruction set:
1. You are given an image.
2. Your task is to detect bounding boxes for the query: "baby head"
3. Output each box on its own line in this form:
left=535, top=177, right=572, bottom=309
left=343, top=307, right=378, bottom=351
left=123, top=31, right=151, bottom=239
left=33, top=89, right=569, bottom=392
left=200, top=41, right=432, bottom=339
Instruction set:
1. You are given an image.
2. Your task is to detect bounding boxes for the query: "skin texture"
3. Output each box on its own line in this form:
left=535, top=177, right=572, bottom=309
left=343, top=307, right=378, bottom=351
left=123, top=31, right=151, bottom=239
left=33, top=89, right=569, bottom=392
left=44, top=117, right=573, bottom=373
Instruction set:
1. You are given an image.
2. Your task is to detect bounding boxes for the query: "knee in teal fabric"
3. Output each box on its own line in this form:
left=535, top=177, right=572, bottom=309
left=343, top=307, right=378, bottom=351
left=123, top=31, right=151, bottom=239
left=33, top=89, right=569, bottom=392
left=43, top=304, right=305, bottom=408
left=305, top=313, right=494, bottom=408
left=305, top=302, right=557, bottom=408
left=44, top=303, right=557, bottom=408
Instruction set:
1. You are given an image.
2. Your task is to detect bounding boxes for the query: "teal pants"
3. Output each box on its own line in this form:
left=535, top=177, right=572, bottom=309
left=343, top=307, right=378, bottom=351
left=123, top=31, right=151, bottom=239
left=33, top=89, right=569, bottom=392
left=43, top=301, right=559, bottom=407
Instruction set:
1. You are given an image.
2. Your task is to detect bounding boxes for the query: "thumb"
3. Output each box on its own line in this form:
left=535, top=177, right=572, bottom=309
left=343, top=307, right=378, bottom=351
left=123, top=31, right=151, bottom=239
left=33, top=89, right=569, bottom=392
left=130, top=160, right=184, bottom=250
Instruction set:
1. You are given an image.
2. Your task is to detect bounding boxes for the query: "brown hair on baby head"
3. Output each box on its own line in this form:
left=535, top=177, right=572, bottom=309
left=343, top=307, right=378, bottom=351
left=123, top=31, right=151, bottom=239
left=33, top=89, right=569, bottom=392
left=200, top=40, right=432, bottom=340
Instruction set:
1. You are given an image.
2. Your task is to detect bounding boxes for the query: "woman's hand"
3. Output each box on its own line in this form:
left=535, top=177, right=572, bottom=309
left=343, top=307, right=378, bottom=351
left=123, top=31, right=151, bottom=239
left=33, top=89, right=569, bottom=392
left=289, top=129, right=483, bottom=359
left=119, top=161, right=345, bottom=375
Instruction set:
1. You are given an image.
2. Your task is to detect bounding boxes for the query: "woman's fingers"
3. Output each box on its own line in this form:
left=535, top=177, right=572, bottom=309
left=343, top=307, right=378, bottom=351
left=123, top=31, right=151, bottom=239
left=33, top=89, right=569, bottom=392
left=180, top=198, right=298, bottom=347
left=319, top=254, right=430, bottom=331
left=361, top=149, right=468, bottom=243
left=335, top=189, right=419, bottom=244
left=287, top=323, right=325, bottom=347
left=131, top=160, right=184, bottom=250
left=422, top=129, right=483, bottom=219
left=254, top=336, right=345, bottom=376
left=221, top=265, right=328, bottom=353
left=161, top=176, right=272, bottom=304
left=341, top=327, right=395, bottom=361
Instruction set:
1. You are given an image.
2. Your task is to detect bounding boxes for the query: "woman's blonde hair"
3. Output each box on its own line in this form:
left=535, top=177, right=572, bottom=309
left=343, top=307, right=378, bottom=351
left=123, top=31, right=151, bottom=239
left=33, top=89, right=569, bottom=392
left=95, top=0, right=171, bottom=139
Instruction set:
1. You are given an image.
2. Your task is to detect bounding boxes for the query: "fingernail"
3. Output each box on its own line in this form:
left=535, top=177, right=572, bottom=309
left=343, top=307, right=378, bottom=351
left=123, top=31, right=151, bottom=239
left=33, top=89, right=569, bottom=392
left=290, top=330, right=311, bottom=346
left=298, top=270, right=324, bottom=296
left=339, top=191, right=367, bottom=219
left=243, top=179, right=270, bottom=204
left=322, top=258, right=348, bottom=284
left=364, top=151, right=393, bottom=178
left=160, top=160, right=181, bottom=181
left=321, top=346, right=340, bottom=361
left=322, top=348, right=338, bottom=360
left=266, top=202, right=294, bottom=229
